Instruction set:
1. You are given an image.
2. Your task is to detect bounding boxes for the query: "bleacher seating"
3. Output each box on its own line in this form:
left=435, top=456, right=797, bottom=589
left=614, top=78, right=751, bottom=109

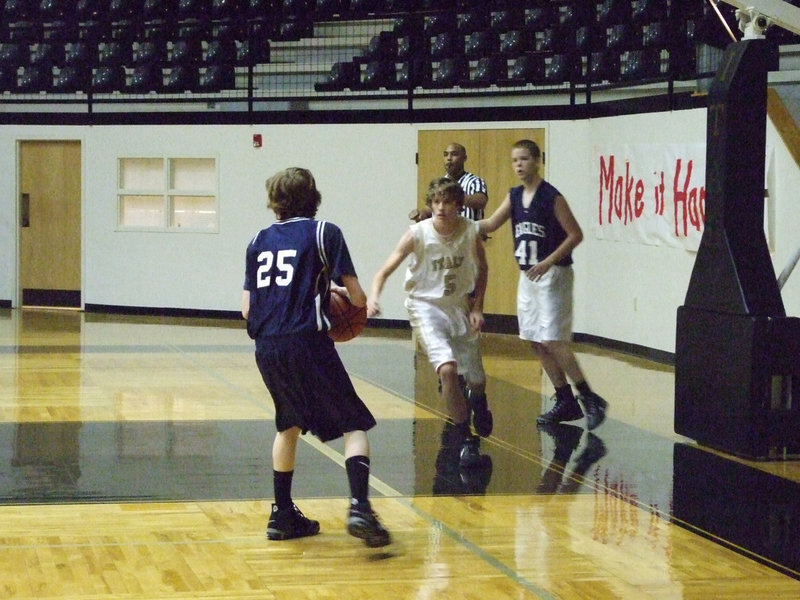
left=31, top=42, right=62, bottom=67
left=465, top=30, right=497, bottom=60
left=163, top=63, right=199, bottom=91
left=53, top=64, right=89, bottom=91
left=198, top=63, right=235, bottom=90
left=505, top=53, right=544, bottom=86
left=128, top=63, right=163, bottom=93
left=0, top=0, right=793, bottom=101
left=307, top=0, right=739, bottom=94
left=588, top=50, right=620, bottom=84
left=170, top=39, right=203, bottom=64
left=460, top=54, right=501, bottom=87
left=92, top=65, right=126, bottom=92
left=18, top=64, right=50, bottom=91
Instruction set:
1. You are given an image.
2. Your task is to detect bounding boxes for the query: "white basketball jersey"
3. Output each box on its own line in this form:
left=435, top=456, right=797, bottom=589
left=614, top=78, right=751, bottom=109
left=404, top=216, right=478, bottom=305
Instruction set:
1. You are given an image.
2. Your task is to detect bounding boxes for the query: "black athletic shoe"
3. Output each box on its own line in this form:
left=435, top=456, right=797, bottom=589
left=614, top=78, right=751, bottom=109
left=574, top=432, right=608, bottom=472
left=579, top=392, right=608, bottom=431
left=459, top=454, right=493, bottom=493
left=536, top=394, right=583, bottom=425
left=537, top=421, right=583, bottom=459
left=266, top=503, right=320, bottom=541
left=467, top=389, right=493, bottom=437
left=559, top=433, right=608, bottom=493
left=535, top=422, right=583, bottom=493
left=459, top=435, right=481, bottom=468
left=347, top=501, right=391, bottom=547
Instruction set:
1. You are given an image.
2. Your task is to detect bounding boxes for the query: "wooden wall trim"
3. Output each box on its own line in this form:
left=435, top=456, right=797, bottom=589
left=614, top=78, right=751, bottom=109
left=767, top=87, right=800, bottom=168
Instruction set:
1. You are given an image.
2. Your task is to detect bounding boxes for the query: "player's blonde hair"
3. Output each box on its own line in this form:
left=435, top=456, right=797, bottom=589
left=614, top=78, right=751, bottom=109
left=266, top=167, right=322, bottom=219
left=425, top=177, right=464, bottom=208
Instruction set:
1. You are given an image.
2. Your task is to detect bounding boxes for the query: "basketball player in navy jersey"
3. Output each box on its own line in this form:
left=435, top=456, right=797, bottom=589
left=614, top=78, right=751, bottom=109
left=410, top=142, right=489, bottom=222
left=241, top=167, right=390, bottom=547
left=478, top=140, right=608, bottom=431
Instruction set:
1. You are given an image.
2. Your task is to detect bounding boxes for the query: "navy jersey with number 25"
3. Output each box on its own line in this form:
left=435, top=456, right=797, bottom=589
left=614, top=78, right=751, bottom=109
left=243, top=217, right=357, bottom=339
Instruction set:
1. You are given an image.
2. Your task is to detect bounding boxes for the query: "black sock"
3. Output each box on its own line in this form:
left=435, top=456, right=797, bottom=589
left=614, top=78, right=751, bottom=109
left=575, top=381, right=592, bottom=397
left=455, top=419, right=472, bottom=440
left=273, top=470, right=294, bottom=509
left=555, top=384, right=576, bottom=403
left=345, top=455, right=371, bottom=505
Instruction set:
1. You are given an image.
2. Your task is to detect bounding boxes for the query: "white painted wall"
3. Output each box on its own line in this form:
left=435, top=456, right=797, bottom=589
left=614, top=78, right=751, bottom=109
left=80, top=123, right=417, bottom=313
left=570, top=110, right=708, bottom=353
left=767, top=116, right=800, bottom=315
left=2, top=109, right=799, bottom=354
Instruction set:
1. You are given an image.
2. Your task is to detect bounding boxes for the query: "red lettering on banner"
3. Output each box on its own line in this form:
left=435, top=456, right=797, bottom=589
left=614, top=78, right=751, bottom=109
left=688, top=187, right=706, bottom=230
left=614, top=170, right=624, bottom=220
left=654, top=171, right=665, bottom=215
left=635, top=178, right=645, bottom=219
left=672, top=158, right=705, bottom=238
left=598, top=154, right=614, bottom=225
left=598, top=155, right=644, bottom=226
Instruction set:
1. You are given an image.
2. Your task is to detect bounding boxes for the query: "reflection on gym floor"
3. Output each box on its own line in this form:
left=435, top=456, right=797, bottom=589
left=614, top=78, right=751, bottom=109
left=1, top=307, right=800, bottom=599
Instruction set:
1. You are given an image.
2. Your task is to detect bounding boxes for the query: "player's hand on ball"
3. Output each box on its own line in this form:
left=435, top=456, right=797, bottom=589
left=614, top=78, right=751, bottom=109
left=367, top=299, right=381, bottom=318
left=330, top=283, right=348, bottom=297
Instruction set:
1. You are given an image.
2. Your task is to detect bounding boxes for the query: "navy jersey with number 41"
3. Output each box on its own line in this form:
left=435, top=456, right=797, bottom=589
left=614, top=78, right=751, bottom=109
left=509, top=180, right=572, bottom=270
left=243, top=217, right=357, bottom=339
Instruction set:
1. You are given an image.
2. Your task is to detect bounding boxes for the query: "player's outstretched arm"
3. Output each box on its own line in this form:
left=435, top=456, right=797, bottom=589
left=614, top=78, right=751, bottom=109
left=367, top=229, right=414, bottom=317
left=464, top=190, right=488, bottom=211
left=477, top=193, right=511, bottom=235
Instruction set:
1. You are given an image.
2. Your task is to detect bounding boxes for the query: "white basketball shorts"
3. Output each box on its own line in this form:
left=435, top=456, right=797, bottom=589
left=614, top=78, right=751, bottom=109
left=406, top=297, right=486, bottom=386
left=517, top=265, right=574, bottom=343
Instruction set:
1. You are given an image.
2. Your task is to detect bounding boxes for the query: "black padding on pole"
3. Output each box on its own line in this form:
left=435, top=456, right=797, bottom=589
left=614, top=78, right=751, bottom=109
left=675, top=39, right=800, bottom=459
left=684, top=39, right=785, bottom=317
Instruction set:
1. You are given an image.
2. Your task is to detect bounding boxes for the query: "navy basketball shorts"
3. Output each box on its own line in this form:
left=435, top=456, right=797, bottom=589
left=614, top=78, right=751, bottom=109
left=254, top=331, right=376, bottom=442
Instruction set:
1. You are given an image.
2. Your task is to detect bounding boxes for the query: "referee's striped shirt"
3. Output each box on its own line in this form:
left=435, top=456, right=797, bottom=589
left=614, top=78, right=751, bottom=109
left=455, top=171, right=488, bottom=221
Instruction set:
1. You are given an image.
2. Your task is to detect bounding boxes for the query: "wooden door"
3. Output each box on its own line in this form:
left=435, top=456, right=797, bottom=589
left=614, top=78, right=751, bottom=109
left=418, top=129, right=546, bottom=316
left=19, top=140, right=82, bottom=307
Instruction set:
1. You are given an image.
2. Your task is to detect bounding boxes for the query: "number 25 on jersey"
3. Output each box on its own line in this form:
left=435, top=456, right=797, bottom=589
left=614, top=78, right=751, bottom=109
left=256, top=250, right=297, bottom=287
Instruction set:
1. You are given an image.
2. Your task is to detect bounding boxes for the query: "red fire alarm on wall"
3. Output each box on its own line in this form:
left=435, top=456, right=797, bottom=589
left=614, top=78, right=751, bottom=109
left=253, top=134, right=262, bottom=148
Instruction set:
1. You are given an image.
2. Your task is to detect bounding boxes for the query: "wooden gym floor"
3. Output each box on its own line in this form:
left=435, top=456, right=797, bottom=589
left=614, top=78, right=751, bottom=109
left=1, top=307, right=799, bottom=599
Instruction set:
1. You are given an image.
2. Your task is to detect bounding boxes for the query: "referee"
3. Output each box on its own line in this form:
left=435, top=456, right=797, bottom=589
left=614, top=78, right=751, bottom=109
left=411, top=142, right=489, bottom=222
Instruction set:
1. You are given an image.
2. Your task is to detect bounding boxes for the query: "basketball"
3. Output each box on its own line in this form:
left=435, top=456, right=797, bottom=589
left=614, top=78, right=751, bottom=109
left=327, top=290, right=367, bottom=342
